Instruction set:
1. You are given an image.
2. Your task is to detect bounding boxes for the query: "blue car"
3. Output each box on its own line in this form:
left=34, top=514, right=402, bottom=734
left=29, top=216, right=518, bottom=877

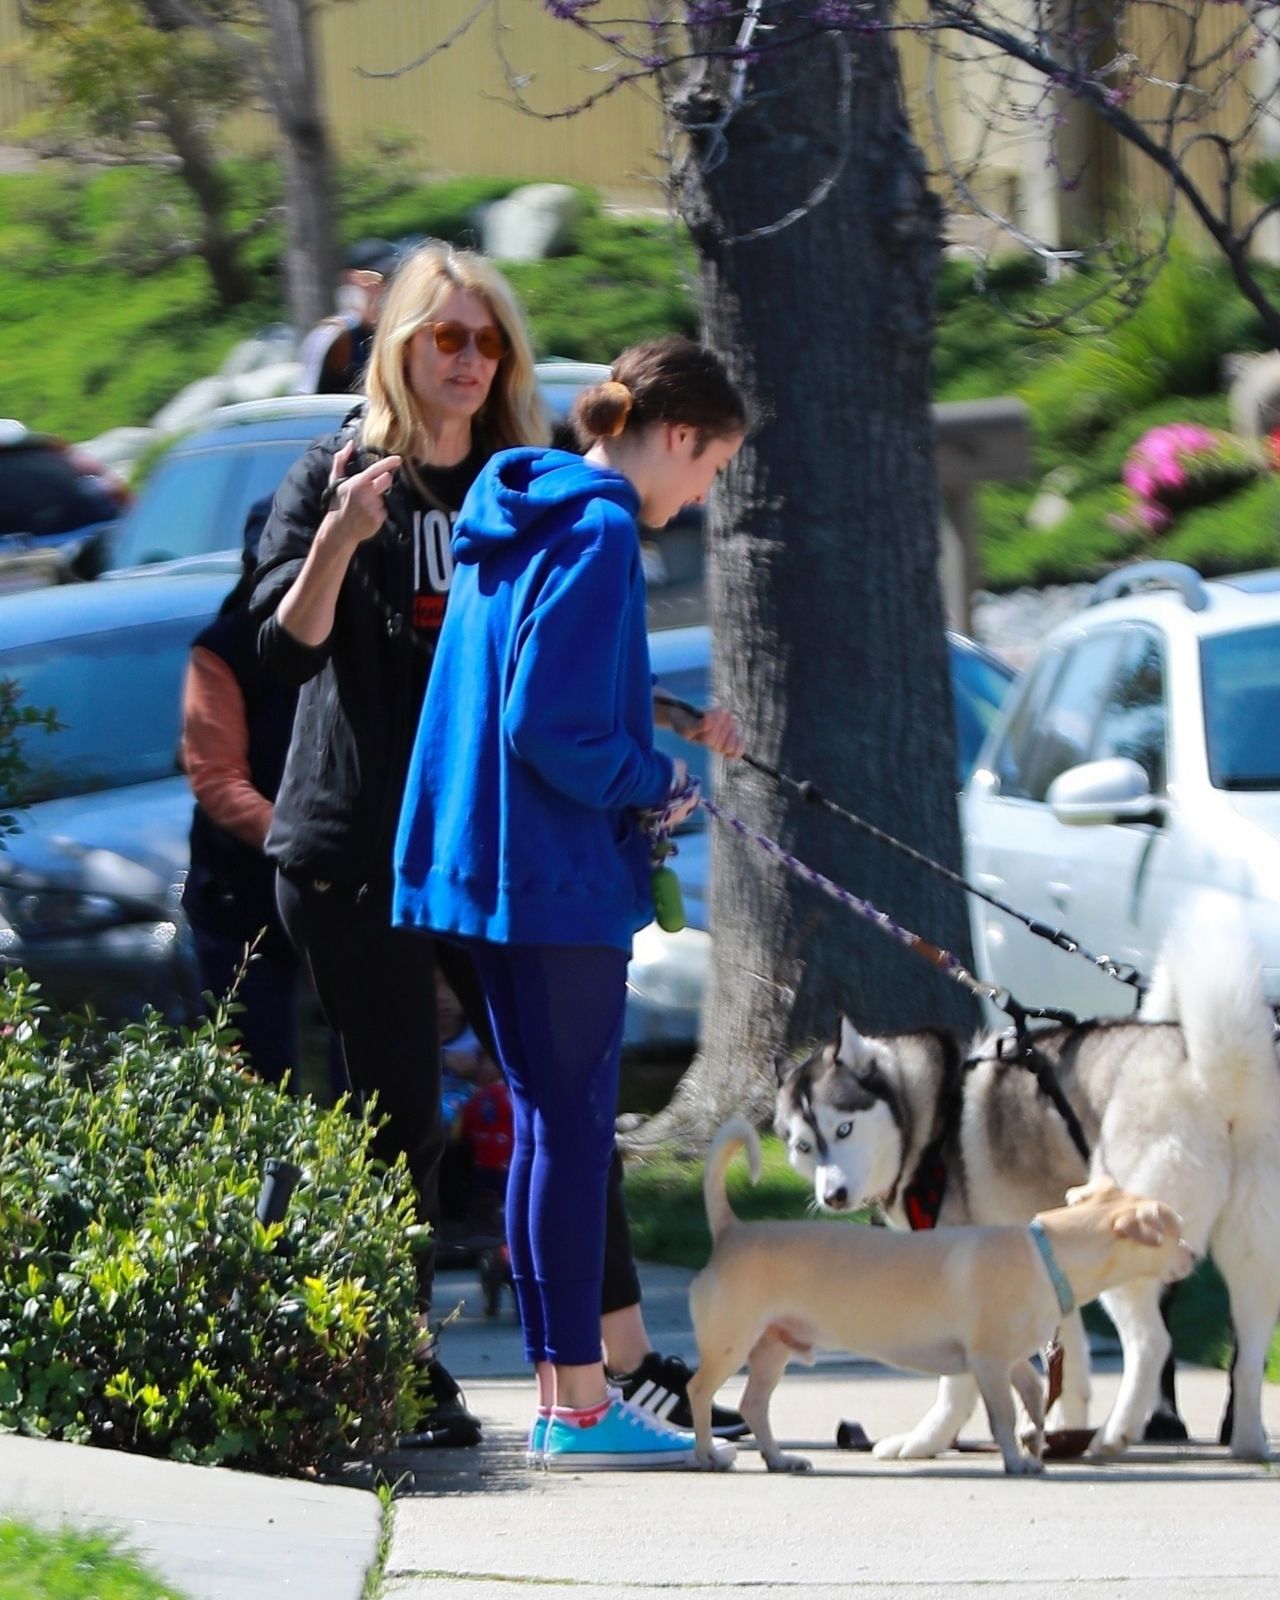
left=0, top=572, right=229, bottom=1020
left=97, top=366, right=612, bottom=578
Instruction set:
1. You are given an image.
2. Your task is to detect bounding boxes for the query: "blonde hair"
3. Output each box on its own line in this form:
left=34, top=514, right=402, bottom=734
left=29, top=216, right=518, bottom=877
left=362, top=242, right=548, bottom=458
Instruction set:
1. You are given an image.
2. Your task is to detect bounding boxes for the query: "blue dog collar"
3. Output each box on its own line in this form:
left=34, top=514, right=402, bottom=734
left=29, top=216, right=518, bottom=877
left=1029, top=1218, right=1074, bottom=1317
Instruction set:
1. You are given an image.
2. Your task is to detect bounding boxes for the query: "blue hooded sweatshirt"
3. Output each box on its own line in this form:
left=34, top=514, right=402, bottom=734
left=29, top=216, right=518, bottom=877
left=392, top=447, right=675, bottom=952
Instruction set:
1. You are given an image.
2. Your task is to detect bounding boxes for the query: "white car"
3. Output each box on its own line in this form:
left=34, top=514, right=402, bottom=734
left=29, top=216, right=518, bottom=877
left=963, top=561, right=1280, bottom=1019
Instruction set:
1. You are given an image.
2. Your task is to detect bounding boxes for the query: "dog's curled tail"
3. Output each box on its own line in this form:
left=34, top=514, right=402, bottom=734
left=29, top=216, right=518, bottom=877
left=703, top=1115, right=762, bottom=1241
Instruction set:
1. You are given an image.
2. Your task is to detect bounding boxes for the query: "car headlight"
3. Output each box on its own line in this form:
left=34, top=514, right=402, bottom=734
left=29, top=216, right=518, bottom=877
left=0, top=884, right=145, bottom=939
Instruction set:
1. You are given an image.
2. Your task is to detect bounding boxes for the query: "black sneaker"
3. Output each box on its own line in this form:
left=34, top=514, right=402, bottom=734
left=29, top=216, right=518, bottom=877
left=398, top=1358, right=483, bottom=1449
left=613, top=1351, right=750, bottom=1440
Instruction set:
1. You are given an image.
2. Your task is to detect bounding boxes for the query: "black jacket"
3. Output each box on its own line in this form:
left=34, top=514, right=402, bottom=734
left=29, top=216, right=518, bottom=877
left=181, top=606, right=297, bottom=962
left=251, top=423, right=484, bottom=892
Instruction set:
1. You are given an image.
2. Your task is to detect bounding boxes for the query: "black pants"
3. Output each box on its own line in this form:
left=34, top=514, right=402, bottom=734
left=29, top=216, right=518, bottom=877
left=275, top=871, right=641, bottom=1319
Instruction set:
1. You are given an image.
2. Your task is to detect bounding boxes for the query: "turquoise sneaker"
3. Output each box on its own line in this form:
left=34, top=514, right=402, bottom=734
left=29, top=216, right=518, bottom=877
left=526, top=1412, right=549, bottom=1469
left=544, top=1392, right=736, bottom=1472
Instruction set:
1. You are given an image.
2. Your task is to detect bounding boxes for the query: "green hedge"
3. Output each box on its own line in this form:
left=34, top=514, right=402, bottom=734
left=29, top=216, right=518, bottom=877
left=0, top=975, right=423, bottom=1476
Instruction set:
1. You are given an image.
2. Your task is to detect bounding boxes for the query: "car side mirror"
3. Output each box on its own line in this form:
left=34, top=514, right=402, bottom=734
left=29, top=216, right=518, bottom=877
left=62, top=527, right=111, bottom=583
left=1047, top=757, right=1164, bottom=827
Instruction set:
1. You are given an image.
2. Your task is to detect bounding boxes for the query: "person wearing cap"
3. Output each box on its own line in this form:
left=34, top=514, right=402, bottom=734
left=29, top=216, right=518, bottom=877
left=293, top=239, right=400, bottom=396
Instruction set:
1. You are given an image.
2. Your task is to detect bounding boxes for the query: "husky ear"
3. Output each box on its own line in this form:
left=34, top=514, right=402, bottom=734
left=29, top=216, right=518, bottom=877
left=837, top=1014, right=867, bottom=1067
left=773, top=1050, right=796, bottom=1088
left=1113, top=1201, right=1170, bottom=1248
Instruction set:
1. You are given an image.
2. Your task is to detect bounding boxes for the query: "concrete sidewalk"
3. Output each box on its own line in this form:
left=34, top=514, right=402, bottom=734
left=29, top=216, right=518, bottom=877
left=384, top=1263, right=1280, bottom=1598
left=1, top=1260, right=1277, bottom=1598
left=0, top=1427, right=380, bottom=1599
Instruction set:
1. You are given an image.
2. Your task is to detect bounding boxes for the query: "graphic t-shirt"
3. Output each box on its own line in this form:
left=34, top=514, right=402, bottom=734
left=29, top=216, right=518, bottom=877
left=408, top=448, right=489, bottom=633
left=404, top=444, right=489, bottom=700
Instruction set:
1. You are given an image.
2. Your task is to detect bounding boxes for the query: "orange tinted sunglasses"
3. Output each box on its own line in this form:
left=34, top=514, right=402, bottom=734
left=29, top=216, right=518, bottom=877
left=423, top=320, right=508, bottom=360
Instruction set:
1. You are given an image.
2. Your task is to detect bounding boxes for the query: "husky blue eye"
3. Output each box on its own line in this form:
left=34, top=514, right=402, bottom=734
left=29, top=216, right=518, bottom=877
left=836, top=1121, right=852, bottom=1139
left=795, top=1140, right=811, bottom=1155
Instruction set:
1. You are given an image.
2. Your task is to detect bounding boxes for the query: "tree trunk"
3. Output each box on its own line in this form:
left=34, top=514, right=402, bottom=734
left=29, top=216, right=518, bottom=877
left=158, top=93, right=254, bottom=311
left=651, top=9, right=975, bottom=1145
left=259, top=0, right=336, bottom=331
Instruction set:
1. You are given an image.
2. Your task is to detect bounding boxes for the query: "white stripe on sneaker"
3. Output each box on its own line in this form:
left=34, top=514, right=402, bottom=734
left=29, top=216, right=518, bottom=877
left=628, top=1379, right=680, bottom=1422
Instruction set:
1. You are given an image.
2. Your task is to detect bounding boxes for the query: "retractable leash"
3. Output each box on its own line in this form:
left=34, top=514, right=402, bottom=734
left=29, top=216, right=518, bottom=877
left=655, top=693, right=1150, bottom=1007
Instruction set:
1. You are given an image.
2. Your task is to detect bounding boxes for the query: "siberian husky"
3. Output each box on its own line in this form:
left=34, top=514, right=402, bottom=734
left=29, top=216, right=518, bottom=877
left=774, top=910, right=1280, bottom=1460
left=687, top=1121, right=1193, bottom=1475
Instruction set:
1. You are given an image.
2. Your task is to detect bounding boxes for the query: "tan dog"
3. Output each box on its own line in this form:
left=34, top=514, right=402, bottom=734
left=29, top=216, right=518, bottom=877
left=687, top=1117, right=1195, bottom=1475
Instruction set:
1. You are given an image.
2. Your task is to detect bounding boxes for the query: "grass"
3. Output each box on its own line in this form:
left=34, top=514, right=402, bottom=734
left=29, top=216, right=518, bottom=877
left=623, top=1131, right=869, bottom=1271
left=0, top=161, right=695, bottom=442
left=0, top=1521, right=187, bottom=1600
left=623, top=1133, right=1280, bottom=1381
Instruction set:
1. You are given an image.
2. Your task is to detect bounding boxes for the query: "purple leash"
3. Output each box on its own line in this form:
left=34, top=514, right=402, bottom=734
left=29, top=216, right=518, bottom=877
left=699, top=793, right=996, bottom=1004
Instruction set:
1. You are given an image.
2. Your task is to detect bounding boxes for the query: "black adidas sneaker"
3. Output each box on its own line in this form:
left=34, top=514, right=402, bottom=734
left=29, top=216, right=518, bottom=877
left=613, top=1351, right=750, bottom=1440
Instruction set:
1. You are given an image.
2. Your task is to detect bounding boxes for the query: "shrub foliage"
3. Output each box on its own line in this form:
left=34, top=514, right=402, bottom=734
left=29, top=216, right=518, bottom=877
left=0, top=976, right=422, bottom=1476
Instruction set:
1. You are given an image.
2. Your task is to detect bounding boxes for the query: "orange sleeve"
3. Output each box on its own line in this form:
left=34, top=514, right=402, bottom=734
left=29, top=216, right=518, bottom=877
left=181, top=646, right=273, bottom=851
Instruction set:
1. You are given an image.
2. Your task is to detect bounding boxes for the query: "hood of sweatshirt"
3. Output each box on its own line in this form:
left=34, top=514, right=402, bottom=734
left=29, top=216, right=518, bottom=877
left=452, top=448, right=639, bottom=564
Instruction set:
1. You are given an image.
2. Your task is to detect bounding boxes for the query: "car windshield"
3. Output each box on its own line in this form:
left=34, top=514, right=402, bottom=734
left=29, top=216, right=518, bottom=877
left=108, top=438, right=315, bottom=569
left=1202, top=623, right=1280, bottom=790
left=0, top=619, right=196, bottom=802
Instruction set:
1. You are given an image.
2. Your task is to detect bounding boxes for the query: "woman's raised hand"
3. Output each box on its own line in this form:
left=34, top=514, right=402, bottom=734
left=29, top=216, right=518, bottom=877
left=324, top=440, right=403, bottom=546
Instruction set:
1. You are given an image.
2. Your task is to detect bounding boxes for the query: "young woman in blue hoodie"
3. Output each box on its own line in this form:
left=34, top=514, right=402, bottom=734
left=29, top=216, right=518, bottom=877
left=394, top=337, right=747, bottom=1470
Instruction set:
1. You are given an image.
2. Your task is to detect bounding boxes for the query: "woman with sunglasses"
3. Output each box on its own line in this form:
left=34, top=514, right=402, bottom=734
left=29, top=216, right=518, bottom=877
left=393, top=337, right=748, bottom=1470
left=251, top=243, right=546, bottom=1449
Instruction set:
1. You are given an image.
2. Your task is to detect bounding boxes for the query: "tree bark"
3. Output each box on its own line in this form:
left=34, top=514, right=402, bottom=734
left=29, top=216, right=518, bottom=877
left=259, top=0, right=336, bottom=331
left=649, top=8, right=976, bottom=1144
left=157, top=93, right=254, bottom=310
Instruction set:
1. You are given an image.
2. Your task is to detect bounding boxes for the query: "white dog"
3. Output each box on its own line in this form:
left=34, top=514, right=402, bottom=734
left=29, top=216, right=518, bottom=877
left=775, top=906, right=1280, bottom=1460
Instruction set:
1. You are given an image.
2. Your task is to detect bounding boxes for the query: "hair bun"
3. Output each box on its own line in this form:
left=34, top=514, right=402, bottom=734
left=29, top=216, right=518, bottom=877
left=598, top=380, right=634, bottom=437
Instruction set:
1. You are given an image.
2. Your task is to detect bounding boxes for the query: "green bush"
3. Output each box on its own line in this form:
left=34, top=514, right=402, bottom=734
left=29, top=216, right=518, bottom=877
left=0, top=976, right=423, bottom=1476
left=1020, top=251, right=1240, bottom=454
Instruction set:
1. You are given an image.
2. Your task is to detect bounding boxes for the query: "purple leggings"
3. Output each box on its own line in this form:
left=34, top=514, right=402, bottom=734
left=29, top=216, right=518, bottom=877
left=467, top=942, right=629, bottom=1367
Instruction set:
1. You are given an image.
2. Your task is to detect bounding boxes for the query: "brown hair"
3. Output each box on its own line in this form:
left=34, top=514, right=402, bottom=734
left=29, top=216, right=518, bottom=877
left=571, top=336, right=747, bottom=455
left=362, top=242, right=549, bottom=458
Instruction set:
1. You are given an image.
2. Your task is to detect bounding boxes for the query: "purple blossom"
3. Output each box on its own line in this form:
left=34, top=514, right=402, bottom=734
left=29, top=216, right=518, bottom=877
left=809, top=1, right=856, bottom=25
left=543, top=0, right=597, bottom=20
left=685, top=0, right=734, bottom=23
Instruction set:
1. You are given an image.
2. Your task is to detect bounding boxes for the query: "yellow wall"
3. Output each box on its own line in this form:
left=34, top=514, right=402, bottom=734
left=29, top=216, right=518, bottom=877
left=231, top=0, right=671, bottom=197
left=0, top=0, right=1271, bottom=243
left=0, top=0, right=39, bottom=133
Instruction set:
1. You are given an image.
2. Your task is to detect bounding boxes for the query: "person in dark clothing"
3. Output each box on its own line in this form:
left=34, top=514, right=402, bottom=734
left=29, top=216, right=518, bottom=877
left=251, top=243, right=550, bottom=1450
left=181, top=498, right=301, bottom=1085
left=293, top=240, right=400, bottom=396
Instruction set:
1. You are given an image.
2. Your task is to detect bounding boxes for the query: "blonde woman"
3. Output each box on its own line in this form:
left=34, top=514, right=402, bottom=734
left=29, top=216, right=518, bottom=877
left=251, top=243, right=547, bottom=1449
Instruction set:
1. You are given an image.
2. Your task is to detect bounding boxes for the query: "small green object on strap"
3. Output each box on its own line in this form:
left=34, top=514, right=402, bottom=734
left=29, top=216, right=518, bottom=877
left=651, top=863, right=685, bottom=933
